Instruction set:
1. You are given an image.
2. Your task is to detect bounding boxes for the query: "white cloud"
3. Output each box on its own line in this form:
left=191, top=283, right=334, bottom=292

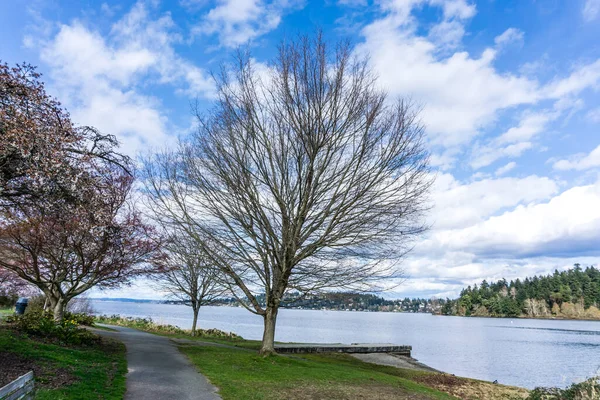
left=32, top=1, right=215, bottom=156
left=435, top=180, right=600, bottom=258
left=583, top=0, right=600, bottom=21
left=193, top=0, right=302, bottom=48
left=428, top=20, right=465, bottom=50
left=497, top=111, right=554, bottom=144
left=428, top=174, right=558, bottom=230
left=494, top=28, right=524, bottom=49
left=495, top=161, right=516, bottom=176
left=543, top=59, right=600, bottom=98
left=470, top=141, right=533, bottom=169
left=469, top=97, right=584, bottom=169
left=553, top=144, right=600, bottom=171
left=429, top=0, right=476, bottom=20
left=394, top=175, right=600, bottom=297
left=357, top=15, right=539, bottom=148
left=357, top=1, right=600, bottom=158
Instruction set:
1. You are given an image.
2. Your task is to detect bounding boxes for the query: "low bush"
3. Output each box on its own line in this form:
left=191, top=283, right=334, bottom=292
left=94, top=314, right=242, bottom=339
left=95, top=314, right=185, bottom=334
left=24, top=294, right=47, bottom=313
left=64, top=312, right=95, bottom=326
left=527, top=377, right=600, bottom=400
left=6, top=311, right=99, bottom=345
left=0, top=292, right=18, bottom=308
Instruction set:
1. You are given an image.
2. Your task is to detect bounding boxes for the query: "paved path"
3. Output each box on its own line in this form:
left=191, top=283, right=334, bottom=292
left=94, top=325, right=221, bottom=400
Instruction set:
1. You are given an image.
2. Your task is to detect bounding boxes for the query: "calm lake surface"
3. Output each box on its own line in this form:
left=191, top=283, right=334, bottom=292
left=91, top=300, right=600, bottom=389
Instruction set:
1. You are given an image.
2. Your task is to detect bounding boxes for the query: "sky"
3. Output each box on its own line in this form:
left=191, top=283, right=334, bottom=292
left=1, top=0, right=600, bottom=300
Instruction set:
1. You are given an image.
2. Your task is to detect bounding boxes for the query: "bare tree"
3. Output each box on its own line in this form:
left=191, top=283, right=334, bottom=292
left=143, top=34, right=432, bottom=354
left=153, top=232, right=224, bottom=335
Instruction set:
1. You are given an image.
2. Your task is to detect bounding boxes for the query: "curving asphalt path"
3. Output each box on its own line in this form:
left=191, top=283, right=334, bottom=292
left=94, top=325, right=221, bottom=400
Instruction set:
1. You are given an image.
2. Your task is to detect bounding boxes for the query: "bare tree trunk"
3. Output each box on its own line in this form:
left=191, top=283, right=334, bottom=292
left=51, top=297, right=65, bottom=322
left=191, top=306, right=199, bottom=336
left=259, top=307, right=278, bottom=355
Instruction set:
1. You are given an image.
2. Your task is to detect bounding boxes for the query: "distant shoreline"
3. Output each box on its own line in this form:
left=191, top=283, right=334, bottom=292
left=434, top=313, right=600, bottom=322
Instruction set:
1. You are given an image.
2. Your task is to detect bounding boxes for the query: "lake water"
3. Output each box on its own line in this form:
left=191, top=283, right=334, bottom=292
left=91, top=300, right=600, bottom=389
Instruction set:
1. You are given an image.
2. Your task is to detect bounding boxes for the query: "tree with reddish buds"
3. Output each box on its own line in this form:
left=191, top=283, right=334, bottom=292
left=0, top=268, right=31, bottom=307
left=0, top=61, right=162, bottom=321
left=0, top=61, right=129, bottom=208
left=0, top=165, right=163, bottom=321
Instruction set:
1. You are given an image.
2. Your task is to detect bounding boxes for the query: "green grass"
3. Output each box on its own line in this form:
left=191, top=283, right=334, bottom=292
left=0, top=308, right=13, bottom=318
left=179, top=344, right=458, bottom=400
left=0, top=327, right=126, bottom=399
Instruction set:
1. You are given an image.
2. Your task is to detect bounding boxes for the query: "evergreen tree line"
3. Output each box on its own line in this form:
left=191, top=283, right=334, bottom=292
left=441, top=265, right=600, bottom=319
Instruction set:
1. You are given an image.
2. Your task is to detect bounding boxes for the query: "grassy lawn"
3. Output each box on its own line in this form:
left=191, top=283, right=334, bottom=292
left=180, top=343, right=455, bottom=400
left=0, top=327, right=126, bottom=399
left=178, top=342, right=531, bottom=400
left=0, top=308, right=13, bottom=319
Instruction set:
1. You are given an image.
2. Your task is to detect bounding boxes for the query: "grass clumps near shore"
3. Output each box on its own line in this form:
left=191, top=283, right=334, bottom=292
left=0, top=325, right=126, bottom=399
left=94, top=314, right=242, bottom=340
left=526, top=377, right=600, bottom=400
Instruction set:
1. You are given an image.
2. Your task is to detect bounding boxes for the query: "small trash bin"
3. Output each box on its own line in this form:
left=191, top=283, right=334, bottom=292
left=15, top=298, right=29, bottom=315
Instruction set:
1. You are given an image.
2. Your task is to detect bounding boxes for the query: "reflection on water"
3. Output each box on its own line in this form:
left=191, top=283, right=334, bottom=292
left=91, top=300, right=600, bottom=389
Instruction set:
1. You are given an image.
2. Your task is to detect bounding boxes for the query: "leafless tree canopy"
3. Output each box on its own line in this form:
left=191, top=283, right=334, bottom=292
left=152, top=232, right=225, bottom=335
left=143, top=34, right=432, bottom=353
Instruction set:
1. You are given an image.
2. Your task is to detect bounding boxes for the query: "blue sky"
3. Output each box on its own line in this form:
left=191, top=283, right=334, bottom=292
left=1, top=0, right=600, bottom=299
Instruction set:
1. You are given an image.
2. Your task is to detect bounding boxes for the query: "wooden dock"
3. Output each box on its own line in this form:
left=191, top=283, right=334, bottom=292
left=274, top=343, right=411, bottom=357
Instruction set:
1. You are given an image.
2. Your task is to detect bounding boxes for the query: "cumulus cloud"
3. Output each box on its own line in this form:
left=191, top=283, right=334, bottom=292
left=192, top=0, right=302, bottom=48
left=428, top=174, right=558, bottom=230
left=389, top=177, right=600, bottom=298
left=356, top=0, right=600, bottom=174
left=428, top=20, right=465, bottom=50
left=30, top=1, right=215, bottom=156
left=435, top=180, right=600, bottom=258
left=356, top=13, right=539, bottom=148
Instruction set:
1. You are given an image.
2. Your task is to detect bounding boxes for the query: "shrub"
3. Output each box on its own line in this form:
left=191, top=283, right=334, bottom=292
left=94, top=314, right=242, bottom=339
left=527, top=377, right=600, bottom=400
left=64, top=312, right=95, bottom=326
left=6, top=311, right=99, bottom=345
left=0, top=292, right=18, bottom=308
left=24, top=294, right=47, bottom=313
